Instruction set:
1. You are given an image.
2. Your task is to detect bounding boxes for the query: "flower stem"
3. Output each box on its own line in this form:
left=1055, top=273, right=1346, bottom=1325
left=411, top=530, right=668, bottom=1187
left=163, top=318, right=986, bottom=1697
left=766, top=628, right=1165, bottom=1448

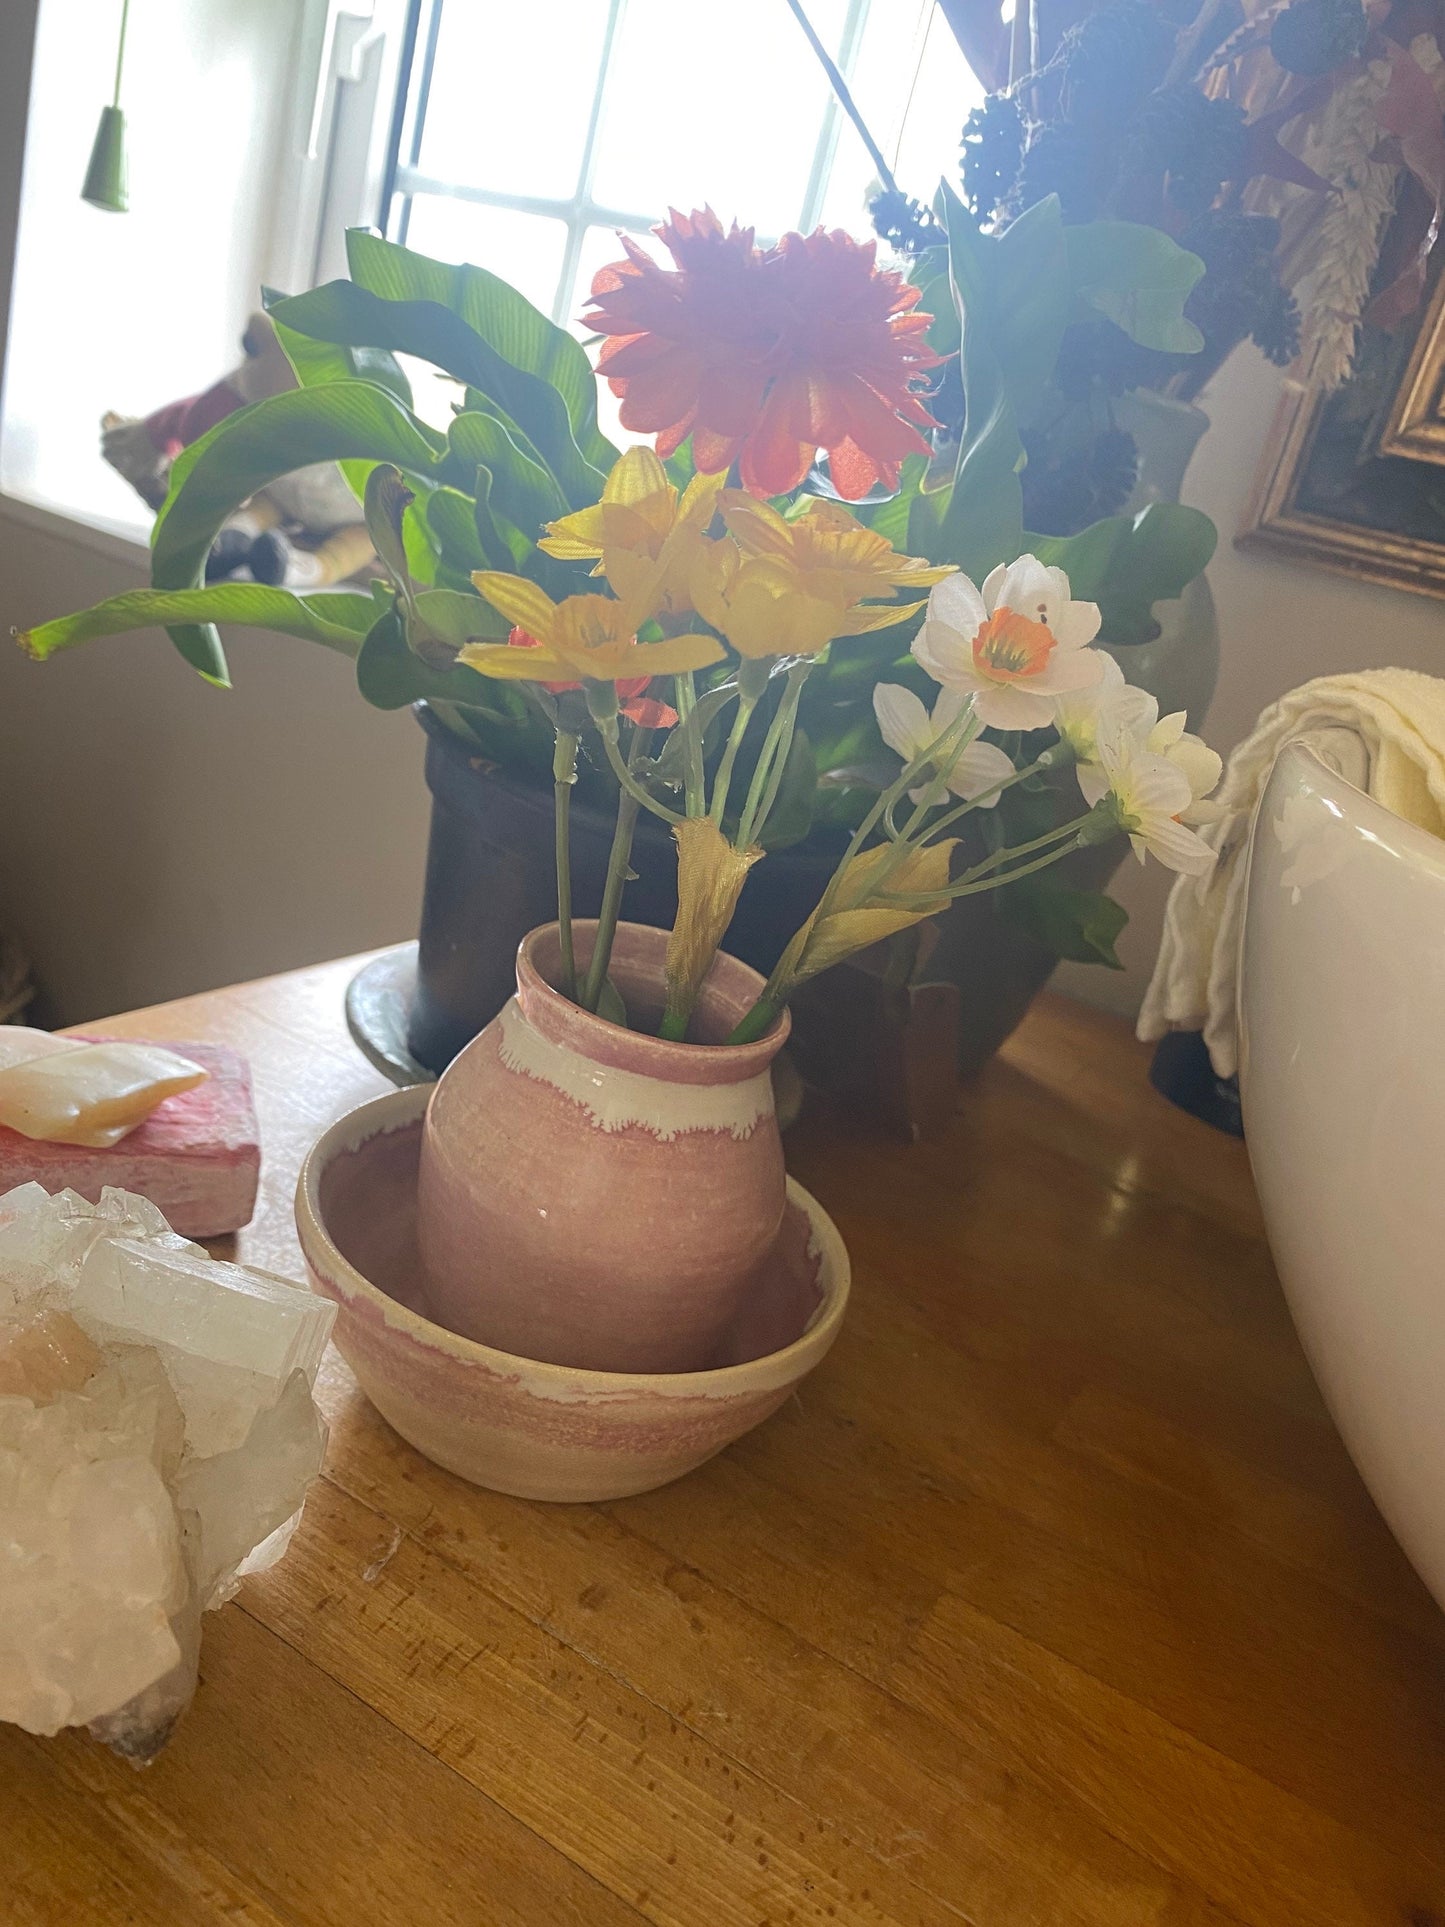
left=725, top=990, right=783, bottom=1047
left=821, top=704, right=978, bottom=916
left=675, top=671, right=706, bottom=817
left=836, top=706, right=978, bottom=909
left=658, top=1002, right=690, bottom=1042
left=709, top=694, right=758, bottom=828
left=600, top=721, right=684, bottom=827
left=553, top=730, right=579, bottom=1001
left=581, top=727, right=650, bottom=1015
left=726, top=794, right=1088, bottom=1044
left=954, top=812, right=1092, bottom=882
left=737, top=664, right=810, bottom=850
left=916, top=752, right=1056, bottom=842
left=892, top=832, right=1089, bottom=907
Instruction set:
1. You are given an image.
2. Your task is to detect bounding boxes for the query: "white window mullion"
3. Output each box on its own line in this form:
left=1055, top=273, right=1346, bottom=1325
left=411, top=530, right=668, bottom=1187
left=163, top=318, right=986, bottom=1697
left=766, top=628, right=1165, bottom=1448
left=797, top=0, right=872, bottom=233
left=551, top=0, right=630, bottom=322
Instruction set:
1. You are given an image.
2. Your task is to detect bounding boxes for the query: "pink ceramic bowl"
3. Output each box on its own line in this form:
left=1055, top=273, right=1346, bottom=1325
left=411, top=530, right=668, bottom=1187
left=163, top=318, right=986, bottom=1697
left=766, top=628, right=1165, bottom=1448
left=294, top=1087, right=850, bottom=1502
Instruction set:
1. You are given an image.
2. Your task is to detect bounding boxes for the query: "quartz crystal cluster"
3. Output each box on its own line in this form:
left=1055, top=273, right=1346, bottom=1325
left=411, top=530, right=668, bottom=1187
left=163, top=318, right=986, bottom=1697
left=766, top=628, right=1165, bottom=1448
left=0, top=1183, right=334, bottom=1760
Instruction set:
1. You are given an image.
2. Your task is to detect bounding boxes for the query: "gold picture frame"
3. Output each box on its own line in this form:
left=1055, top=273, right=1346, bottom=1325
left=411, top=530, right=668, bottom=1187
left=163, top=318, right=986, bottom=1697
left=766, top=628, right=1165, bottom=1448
left=1240, top=268, right=1445, bottom=600
left=1378, top=269, right=1445, bottom=462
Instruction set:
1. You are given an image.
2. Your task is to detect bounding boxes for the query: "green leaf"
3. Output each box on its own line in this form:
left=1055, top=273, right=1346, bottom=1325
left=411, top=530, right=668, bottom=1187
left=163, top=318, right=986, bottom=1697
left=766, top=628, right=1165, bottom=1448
left=410, top=587, right=508, bottom=648
left=925, top=187, right=1069, bottom=577
left=998, top=878, right=1129, bottom=968
left=273, top=278, right=605, bottom=510
left=346, top=229, right=615, bottom=468
left=991, top=197, right=1072, bottom=422
left=16, top=584, right=376, bottom=665
left=267, top=304, right=414, bottom=505
left=1032, top=502, right=1217, bottom=645
left=651, top=681, right=740, bottom=789
left=662, top=437, right=697, bottom=491
left=364, top=464, right=415, bottom=593
left=266, top=300, right=414, bottom=408
left=356, top=604, right=509, bottom=711
left=149, top=382, right=448, bottom=678
left=1066, top=224, right=1206, bottom=354
left=456, top=388, right=555, bottom=481
left=445, top=410, right=568, bottom=538
left=402, top=493, right=440, bottom=587
left=909, top=244, right=958, bottom=357
left=423, top=486, right=488, bottom=578
left=472, top=463, right=531, bottom=570
left=865, top=452, right=928, bottom=548
left=1026, top=517, right=1128, bottom=601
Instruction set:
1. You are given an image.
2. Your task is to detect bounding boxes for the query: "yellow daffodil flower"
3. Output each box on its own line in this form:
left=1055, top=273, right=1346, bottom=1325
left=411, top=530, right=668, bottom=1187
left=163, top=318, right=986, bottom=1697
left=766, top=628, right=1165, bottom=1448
left=691, top=542, right=926, bottom=661
left=773, top=837, right=960, bottom=988
left=664, top=818, right=765, bottom=1032
left=461, top=573, right=724, bottom=684
left=720, top=493, right=954, bottom=604
left=538, top=446, right=728, bottom=618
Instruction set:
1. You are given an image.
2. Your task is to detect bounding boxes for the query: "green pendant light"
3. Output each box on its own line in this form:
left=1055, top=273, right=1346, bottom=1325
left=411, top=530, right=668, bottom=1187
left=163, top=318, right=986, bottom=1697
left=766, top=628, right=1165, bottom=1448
left=82, top=0, right=130, bottom=212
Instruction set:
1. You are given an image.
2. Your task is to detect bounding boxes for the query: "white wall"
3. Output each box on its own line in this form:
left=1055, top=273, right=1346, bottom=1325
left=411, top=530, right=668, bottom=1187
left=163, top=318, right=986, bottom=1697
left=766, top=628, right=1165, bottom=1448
left=0, top=0, right=428, bottom=1025
left=1055, top=340, right=1445, bottom=1019
left=5, top=0, right=302, bottom=534
left=0, top=521, right=430, bottom=1023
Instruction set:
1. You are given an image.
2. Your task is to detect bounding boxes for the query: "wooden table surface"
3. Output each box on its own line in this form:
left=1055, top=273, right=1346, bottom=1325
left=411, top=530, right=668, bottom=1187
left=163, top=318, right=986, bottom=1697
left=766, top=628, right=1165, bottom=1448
left=5, top=955, right=1444, bottom=1926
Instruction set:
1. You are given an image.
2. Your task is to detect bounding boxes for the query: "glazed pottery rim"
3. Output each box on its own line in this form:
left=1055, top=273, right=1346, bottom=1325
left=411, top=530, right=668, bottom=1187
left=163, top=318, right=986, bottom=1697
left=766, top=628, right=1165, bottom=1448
left=517, top=919, right=790, bottom=1066
left=1274, top=740, right=1445, bottom=870
left=295, top=1085, right=850, bottom=1395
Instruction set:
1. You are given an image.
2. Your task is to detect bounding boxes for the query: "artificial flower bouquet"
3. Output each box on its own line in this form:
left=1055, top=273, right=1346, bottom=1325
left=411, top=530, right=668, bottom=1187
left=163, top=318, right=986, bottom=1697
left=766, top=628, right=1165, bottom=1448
left=19, top=198, right=1221, bottom=1020
left=431, top=435, right=1220, bottom=1043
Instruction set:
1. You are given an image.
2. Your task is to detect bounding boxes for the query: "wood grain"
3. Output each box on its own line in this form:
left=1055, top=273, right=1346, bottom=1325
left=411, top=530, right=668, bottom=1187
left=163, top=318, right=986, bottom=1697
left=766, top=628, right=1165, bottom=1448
left=2, top=952, right=1442, bottom=1925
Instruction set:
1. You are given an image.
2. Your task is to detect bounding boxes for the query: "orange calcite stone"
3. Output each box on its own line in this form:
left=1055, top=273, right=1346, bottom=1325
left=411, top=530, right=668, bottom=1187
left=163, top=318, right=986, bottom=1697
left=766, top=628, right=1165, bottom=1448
left=0, top=1308, right=102, bottom=1401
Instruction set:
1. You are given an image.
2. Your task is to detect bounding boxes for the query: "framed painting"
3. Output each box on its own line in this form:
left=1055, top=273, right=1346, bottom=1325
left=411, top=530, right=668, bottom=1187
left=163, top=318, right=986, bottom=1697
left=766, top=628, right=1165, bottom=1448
left=1240, top=264, right=1445, bottom=600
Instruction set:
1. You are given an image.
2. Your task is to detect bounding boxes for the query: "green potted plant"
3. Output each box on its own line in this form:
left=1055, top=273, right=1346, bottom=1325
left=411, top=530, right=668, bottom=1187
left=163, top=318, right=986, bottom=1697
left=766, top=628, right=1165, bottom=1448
left=17, top=201, right=1216, bottom=1083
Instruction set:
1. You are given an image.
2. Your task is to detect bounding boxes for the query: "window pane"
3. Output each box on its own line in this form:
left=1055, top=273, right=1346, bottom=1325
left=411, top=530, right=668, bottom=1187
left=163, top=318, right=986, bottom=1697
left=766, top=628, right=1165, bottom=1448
left=818, top=6, right=982, bottom=236
left=416, top=0, right=609, bottom=200
left=403, top=198, right=569, bottom=318
left=589, top=0, right=852, bottom=236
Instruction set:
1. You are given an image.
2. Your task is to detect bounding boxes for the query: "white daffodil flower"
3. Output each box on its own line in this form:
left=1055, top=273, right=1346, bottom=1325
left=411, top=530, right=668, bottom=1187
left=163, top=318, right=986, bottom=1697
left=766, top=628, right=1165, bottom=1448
left=1143, top=709, right=1224, bottom=821
left=1077, top=728, right=1218, bottom=875
left=913, top=553, right=1104, bottom=732
left=872, top=684, right=1016, bottom=807
left=1053, top=653, right=1157, bottom=766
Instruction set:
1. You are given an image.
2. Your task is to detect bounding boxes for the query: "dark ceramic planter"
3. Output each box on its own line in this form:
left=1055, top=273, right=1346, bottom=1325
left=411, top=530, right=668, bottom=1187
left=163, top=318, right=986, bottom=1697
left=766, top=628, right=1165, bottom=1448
left=407, top=705, right=840, bottom=1072
left=407, top=704, right=1126, bottom=1086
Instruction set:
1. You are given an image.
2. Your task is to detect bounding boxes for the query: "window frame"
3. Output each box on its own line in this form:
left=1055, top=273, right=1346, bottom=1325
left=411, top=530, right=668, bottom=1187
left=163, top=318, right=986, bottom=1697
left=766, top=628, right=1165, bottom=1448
left=376, top=0, right=887, bottom=328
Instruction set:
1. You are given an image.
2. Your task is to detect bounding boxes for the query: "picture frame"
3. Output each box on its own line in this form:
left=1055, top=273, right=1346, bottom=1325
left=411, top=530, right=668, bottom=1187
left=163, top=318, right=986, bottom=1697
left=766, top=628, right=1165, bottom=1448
left=1239, top=266, right=1445, bottom=600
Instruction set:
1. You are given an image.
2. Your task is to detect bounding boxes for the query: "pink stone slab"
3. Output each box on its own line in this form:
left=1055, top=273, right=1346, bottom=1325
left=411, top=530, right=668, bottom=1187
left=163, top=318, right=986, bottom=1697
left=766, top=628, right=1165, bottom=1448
left=0, top=1040, right=260, bottom=1237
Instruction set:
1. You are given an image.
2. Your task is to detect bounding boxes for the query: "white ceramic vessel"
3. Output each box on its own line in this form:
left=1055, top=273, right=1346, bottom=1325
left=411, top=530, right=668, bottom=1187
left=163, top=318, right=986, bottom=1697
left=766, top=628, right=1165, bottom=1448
left=1240, top=741, right=1445, bottom=1609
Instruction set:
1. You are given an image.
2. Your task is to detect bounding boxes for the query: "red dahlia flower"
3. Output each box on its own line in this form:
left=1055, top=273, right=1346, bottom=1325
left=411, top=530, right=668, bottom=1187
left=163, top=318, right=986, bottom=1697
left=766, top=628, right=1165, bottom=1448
left=584, top=207, right=944, bottom=501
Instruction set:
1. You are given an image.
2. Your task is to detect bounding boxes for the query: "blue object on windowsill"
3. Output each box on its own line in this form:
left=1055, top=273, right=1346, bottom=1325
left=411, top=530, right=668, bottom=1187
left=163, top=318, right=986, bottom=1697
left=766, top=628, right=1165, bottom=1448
left=1149, top=1031, right=1243, bottom=1138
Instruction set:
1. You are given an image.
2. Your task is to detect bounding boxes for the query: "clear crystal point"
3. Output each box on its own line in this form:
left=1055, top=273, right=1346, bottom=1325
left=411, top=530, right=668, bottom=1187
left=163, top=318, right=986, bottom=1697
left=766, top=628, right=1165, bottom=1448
left=0, top=1183, right=335, bottom=1758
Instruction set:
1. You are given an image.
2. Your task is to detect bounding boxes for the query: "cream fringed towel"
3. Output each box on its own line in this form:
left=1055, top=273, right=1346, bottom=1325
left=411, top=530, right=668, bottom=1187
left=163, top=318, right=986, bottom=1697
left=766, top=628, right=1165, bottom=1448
left=1137, top=669, right=1445, bottom=1079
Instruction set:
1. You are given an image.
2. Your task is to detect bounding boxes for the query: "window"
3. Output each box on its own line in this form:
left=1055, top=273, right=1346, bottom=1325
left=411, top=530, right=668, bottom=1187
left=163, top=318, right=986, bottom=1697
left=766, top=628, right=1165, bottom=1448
left=0, top=0, right=977, bottom=550
left=1, top=0, right=321, bottom=546
left=376, top=0, right=976, bottom=329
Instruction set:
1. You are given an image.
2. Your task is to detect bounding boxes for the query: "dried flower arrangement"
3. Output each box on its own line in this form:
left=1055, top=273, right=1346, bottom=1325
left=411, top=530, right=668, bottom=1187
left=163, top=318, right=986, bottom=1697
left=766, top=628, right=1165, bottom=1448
left=869, top=0, right=1445, bottom=539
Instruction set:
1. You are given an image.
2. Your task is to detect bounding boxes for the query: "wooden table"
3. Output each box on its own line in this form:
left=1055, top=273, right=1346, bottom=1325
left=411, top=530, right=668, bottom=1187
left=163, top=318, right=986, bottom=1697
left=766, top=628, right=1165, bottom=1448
left=5, top=956, right=1444, bottom=1926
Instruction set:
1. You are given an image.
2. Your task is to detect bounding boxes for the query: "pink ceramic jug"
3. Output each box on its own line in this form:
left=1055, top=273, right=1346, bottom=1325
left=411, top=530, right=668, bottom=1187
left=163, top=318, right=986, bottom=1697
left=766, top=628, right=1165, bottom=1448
left=416, top=922, right=789, bottom=1373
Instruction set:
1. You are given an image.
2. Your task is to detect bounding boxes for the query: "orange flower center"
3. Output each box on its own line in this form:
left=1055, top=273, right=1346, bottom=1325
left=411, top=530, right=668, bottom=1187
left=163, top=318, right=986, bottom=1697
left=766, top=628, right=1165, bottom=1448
left=972, top=608, right=1055, bottom=682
